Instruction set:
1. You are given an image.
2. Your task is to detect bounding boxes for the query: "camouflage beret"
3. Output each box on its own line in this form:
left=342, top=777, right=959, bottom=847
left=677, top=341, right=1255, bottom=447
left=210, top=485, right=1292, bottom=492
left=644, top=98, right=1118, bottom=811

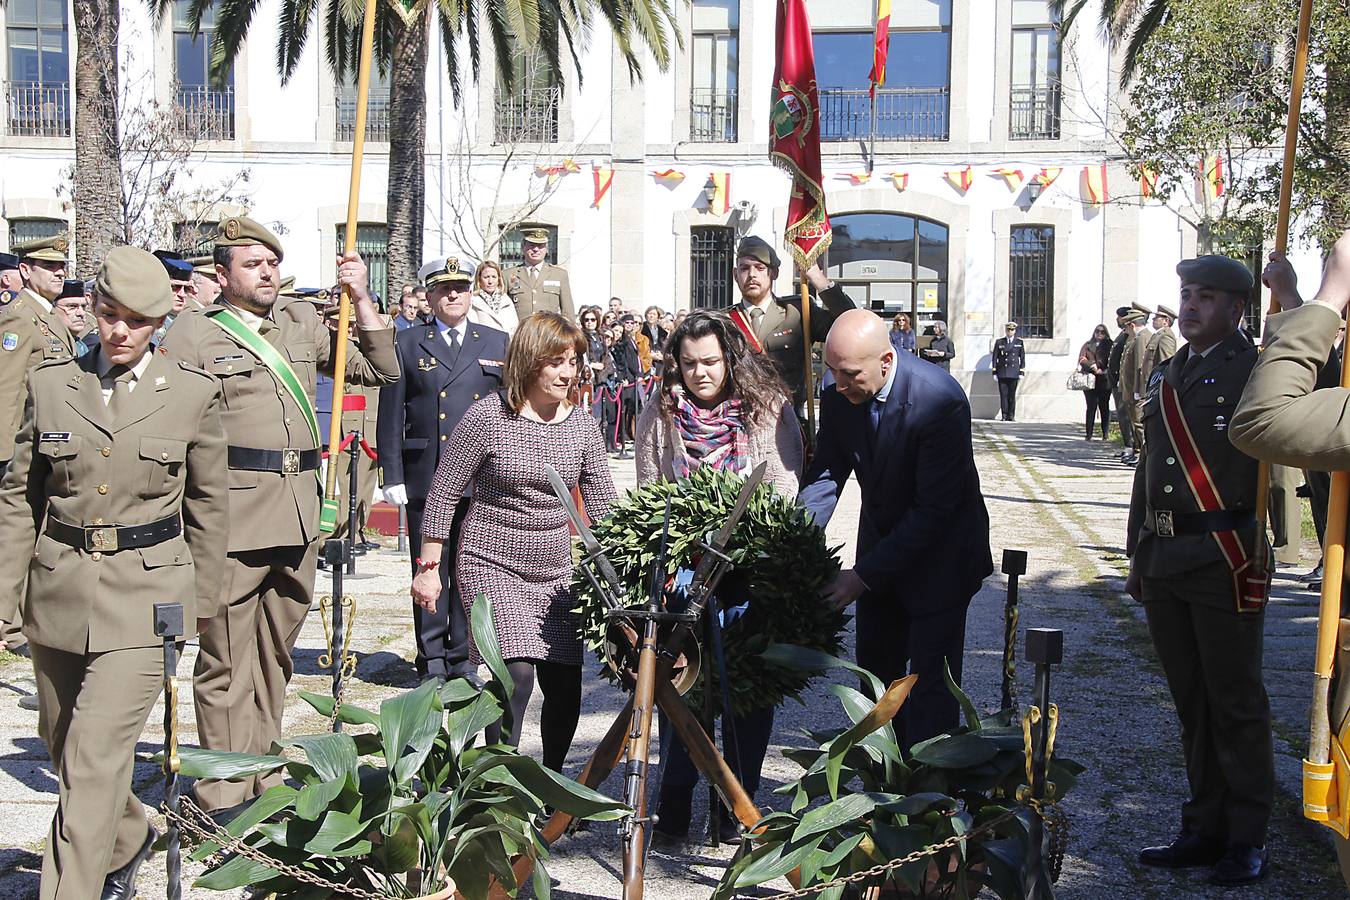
left=1176, top=255, right=1254, bottom=295
left=736, top=235, right=780, bottom=270
left=520, top=228, right=550, bottom=245
left=215, top=215, right=284, bottom=261
left=14, top=232, right=69, bottom=264
left=95, top=246, right=173, bottom=318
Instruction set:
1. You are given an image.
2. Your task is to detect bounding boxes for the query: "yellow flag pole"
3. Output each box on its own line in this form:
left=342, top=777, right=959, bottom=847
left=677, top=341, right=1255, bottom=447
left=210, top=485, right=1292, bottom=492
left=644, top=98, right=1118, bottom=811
left=800, top=267, right=815, bottom=441
left=321, top=0, right=379, bottom=528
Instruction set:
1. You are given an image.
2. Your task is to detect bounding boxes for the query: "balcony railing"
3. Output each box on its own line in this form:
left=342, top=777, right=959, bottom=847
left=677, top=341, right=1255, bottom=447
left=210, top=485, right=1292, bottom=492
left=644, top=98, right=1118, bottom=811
left=690, top=87, right=737, bottom=142
left=5, top=81, right=70, bottom=137
left=174, top=84, right=235, bottom=141
left=494, top=85, right=560, bottom=143
left=336, top=88, right=390, bottom=142
left=818, top=87, right=949, bottom=142
left=1010, top=83, right=1061, bottom=141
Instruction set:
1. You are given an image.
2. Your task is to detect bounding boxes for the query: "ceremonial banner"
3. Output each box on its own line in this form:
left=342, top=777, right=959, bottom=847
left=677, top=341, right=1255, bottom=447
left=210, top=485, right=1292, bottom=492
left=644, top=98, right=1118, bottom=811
left=868, top=0, right=891, bottom=97
left=770, top=0, right=832, bottom=269
left=652, top=168, right=686, bottom=187
left=710, top=171, right=732, bottom=214
left=945, top=166, right=973, bottom=193
left=1083, top=164, right=1109, bottom=206
left=1140, top=166, right=1159, bottom=199
left=592, top=166, right=614, bottom=208
left=996, top=167, right=1026, bottom=192
left=1034, top=166, right=1063, bottom=188
left=890, top=171, right=909, bottom=191
left=1201, top=154, right=1225, bottom=202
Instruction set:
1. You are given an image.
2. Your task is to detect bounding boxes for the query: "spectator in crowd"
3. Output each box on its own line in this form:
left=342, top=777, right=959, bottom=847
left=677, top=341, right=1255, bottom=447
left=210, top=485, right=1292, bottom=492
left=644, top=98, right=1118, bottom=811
left=395, top=287, right=421, bottom=331
left=53, top=280, right=91, bottom=349
left=469, top=259, right=518, bottom=335
left=674, top=308, right=689, bottom=329
left=0, top=252, right=22, bottom=293
left=642, top=305, right=669, bottom=379
left=416, top=286, right=432, bottom=322
left=411, top=312, right=617, bottom=773
left=1107, top=306, right=1134, bottom=455
left=579, top=306, right=605, bottom=412
left=609, top=296, right=624, bottom=317
left=633, top=310, right=802, bottom=842
left=889, top=313, right=916, bottom=355
left=661, top=311, right=676, bottom=333
left=602, top=310, right=619, bottom=330
left=612, top=315, right=646, bottom=457
left=992, top=322, right=1026, bottom=422
left=1078, top=324, right=1113, bottom=440
left=921, top=320, right=955, bottom=371
left=597, top=325, right=621, bottom=451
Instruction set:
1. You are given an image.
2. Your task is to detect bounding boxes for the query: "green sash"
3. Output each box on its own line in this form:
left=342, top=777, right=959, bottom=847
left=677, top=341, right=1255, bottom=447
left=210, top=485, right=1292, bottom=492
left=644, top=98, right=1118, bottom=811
left=204, top=307, right=339, bottom=532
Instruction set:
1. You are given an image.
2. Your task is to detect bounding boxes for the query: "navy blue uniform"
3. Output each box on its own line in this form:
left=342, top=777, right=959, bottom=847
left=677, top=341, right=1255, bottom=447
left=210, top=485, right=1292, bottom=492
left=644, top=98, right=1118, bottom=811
left=377, top=322, right=508, bottom=679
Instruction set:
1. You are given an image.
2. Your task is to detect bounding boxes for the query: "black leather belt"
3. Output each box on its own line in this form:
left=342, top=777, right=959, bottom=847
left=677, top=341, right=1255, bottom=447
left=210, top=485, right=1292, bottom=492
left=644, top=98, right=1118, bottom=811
left=46, top=514, right=181, bottom=553
left=1147, top=508, right=1256, bottom=537
left=227, top=445, right=320, bottom=475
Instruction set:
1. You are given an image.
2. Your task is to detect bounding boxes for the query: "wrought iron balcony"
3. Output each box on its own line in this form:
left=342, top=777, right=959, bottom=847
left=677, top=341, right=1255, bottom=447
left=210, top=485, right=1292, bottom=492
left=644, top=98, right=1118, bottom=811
left=174, top=84, right=235, bottom=141
left=1010, top=83, right=1062, bottom=141
left=5, top=81, right=70, bottom=137
left=817, top=86, right=949, bottom=142
left=690, top=87, right=737, bottom=142
left=494, top=85, right=561, bottom=143
left=336, top=88, right=390, bottom=142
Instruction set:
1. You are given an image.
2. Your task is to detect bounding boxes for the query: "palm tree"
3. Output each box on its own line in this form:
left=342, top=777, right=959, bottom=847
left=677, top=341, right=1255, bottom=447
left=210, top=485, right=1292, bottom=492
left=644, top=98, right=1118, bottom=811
left=72, top=0, right=126, bottom=276
left=1051, top=0, right=1170, bottom=86
left=159, top=0, right=680, bottom=292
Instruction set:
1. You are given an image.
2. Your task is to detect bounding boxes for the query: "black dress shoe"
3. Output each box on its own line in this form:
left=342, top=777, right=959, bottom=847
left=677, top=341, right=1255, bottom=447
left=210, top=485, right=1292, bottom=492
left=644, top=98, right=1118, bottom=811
left=1209, top=843, right=1268, bottom=885
left=714, top=808, right=745, bottom=844
left=1138, top=831, right=1226, bottom=868
left=651, top=786, right=692, bottom=841
left=101, top=826, right=158, bottom=899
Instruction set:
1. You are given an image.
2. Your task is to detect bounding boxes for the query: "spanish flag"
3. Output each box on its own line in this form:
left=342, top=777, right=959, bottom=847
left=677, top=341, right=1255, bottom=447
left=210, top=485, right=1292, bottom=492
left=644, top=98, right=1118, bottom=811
left=996, top=167, right=1026, bottom=192
left=652, top=169, right=686, bottom=187
left=1201, top=154, right=1225, bottom=202
left=890, top=171, right=909, bottom=191
left=592, top=166, right=614, bottom=208
left=1034, top=167, right=1062, bottom=188
left=1140, top=166, right=1158, bottom=199
left=945, top=166, right=973, bottom=193
left=838, top=172, right=872, bottom=186
left=1083, top=164, right=1109, bottom=206
left=710, top=171, right=732, bottom=213
left=868, top=0, right=891, bottom=98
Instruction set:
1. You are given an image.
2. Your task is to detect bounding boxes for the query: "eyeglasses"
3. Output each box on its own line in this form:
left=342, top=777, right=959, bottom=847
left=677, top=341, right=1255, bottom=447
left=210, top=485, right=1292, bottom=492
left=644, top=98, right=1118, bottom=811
left=582, top=316, right=597, bottom=322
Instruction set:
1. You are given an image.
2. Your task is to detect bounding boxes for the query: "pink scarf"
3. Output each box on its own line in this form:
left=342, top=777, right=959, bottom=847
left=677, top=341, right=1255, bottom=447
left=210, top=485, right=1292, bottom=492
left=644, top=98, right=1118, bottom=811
left=671, top=386, right=749, bottom=478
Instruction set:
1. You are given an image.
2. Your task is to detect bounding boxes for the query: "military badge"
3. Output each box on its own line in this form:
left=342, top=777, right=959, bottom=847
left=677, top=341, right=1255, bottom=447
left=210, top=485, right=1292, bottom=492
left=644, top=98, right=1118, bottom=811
left=2, top=332, right=18, bottom=351
left=223, top=218, right=241, bottom=240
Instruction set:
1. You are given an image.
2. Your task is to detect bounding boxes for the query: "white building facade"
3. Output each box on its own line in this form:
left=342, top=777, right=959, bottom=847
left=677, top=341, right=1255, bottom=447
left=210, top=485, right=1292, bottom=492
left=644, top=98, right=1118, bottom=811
left=0, top=0, right=1325, bottom=419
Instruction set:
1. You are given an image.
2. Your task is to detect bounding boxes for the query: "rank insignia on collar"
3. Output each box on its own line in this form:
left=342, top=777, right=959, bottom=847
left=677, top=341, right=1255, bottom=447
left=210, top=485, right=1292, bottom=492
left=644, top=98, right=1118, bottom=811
left=1, top=332, right=17, bottom=351
left=154, top=376, right=167, bottom=385
left=418, top=358, right=437, bottom=371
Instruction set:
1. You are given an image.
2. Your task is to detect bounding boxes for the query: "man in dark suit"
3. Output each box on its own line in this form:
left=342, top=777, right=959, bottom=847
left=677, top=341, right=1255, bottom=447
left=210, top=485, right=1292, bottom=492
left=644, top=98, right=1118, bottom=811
left=377, top=257, right=508, bottom=683
left=800, top=309, right=993, bottom=747
left=992, top=321, right=1026, bottom=421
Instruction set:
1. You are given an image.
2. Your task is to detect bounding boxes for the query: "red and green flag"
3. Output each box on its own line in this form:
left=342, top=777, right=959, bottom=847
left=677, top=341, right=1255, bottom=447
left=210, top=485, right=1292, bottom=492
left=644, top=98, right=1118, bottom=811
left=868, top=0, right=891, bottom=97
left=771, top=0, right=832, bottom=270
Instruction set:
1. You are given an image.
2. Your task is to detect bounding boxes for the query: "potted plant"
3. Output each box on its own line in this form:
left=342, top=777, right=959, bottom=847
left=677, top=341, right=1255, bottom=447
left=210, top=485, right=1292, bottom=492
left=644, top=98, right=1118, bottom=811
left=713, top=646, right=1083, bottom=900
left=172, top=594, right=628, bottom=898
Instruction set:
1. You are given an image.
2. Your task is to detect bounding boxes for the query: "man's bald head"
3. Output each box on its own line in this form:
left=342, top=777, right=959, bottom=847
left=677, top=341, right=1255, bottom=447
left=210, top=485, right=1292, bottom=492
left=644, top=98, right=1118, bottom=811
left=825, top=309, right=896, bottom=405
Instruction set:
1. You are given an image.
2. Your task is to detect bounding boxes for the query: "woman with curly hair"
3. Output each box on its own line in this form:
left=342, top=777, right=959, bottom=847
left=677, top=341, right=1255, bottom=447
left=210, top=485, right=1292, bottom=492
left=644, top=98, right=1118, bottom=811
left=633, top=309, right=802, bottom=843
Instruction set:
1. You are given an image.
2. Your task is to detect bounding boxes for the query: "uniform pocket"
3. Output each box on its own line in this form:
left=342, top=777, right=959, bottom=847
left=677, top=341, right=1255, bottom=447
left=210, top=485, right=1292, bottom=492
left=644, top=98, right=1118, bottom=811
left=139, top=436, right=187, bottom=497
left=37, top=434, right=81, bottom=485
left=206, top=356, right=257, bottom=408
left=32, top=533, right=61, bottom=570
left=141, top=538, right=190, bottom=569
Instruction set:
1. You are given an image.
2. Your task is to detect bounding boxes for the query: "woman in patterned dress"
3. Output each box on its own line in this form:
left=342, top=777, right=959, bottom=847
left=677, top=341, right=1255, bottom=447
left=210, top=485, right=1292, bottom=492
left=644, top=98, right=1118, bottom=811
left=411, top=312, right=617, bottom=771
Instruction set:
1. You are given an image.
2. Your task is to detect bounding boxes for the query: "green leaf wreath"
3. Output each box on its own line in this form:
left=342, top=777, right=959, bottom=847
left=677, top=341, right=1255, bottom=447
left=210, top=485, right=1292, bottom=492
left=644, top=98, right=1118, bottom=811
left=575, top=465, right=846, bottom=719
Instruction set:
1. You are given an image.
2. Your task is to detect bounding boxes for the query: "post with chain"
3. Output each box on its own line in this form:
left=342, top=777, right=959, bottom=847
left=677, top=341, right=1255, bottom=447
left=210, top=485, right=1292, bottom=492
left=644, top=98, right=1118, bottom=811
left=153, top=602, right=185, bottom=900
left=1001, top=549, right=1028, bottom=710
left=325, top=539, right=347, bottom=732
left=1024, top=627, right=1063, bottom=900
left=346, top=431, right=361, bottom=575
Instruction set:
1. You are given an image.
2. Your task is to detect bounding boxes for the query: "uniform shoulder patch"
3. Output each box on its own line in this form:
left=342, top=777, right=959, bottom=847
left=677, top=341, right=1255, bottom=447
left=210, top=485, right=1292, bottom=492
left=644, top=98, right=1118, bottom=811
left=1, top=332, right=17, bottom=351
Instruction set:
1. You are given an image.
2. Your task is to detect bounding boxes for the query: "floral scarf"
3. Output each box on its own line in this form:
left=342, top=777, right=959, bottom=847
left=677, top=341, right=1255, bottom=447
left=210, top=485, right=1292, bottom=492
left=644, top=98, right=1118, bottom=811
left=671, top=385, right=749, bottom=478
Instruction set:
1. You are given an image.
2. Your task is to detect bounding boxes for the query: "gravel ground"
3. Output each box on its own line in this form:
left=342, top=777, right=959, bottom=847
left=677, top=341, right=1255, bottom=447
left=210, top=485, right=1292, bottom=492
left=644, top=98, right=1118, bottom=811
left=0, top=421, right=1345, bottom=898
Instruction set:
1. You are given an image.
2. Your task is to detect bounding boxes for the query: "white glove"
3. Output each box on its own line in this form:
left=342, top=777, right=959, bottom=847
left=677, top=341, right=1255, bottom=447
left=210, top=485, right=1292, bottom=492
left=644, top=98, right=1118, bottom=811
left=382, top=483, right=408, bottom=506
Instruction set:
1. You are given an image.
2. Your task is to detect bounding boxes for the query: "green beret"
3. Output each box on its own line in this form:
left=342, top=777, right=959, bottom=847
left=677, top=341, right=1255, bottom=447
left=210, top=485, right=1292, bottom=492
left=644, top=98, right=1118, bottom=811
left=419, top=256, right=473, bottom=287
left=14, top=232, right=69, bottom=264
left=1176, top=255, right=1254, bottom=294
left=95, top=246, right=172, bottom=318
left=520, top=228, right=550, bottom=245
left=736, top=235, right=780, bottom=270
left=215, top=215, right=284, bottom=261
left=1130, top=301, right=1153, bottom=316
left=1155, top=304, right=1178, bottom=319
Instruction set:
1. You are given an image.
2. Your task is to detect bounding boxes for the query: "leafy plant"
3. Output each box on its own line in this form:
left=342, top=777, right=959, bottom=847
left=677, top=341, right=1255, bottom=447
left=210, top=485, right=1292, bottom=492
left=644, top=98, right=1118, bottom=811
left=714, top=645, right=1084, bottom=900
left=174, top=594, right=628, bottom=898
left=574, top=466, right=846, bottom=718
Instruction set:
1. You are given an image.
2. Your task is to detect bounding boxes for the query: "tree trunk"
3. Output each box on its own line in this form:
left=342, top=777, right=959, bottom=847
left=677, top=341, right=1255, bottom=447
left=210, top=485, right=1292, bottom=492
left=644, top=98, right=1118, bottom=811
left=71, top=0, right=124, bottom=276
left=1325, top=60, right=1350, bottom=242
left=385, top=10, right=429, bottom=300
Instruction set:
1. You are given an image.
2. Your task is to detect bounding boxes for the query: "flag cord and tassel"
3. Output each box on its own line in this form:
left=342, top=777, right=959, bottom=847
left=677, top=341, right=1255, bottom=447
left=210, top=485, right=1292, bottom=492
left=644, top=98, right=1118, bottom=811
left=801, top=268, right=815, bottom=437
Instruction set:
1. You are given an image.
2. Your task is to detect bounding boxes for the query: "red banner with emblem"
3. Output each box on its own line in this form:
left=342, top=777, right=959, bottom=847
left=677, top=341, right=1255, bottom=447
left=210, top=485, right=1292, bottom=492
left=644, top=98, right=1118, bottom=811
left=770, top=0, right=832, bottom=270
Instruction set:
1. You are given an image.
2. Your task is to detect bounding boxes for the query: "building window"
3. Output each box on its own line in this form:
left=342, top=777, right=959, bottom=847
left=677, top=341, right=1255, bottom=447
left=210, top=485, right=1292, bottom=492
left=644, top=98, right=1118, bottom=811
left=691, top=0, right=738, bottom=142
left=1009, top=225, right=1054, bottom=338
left=824, top=212, right=948, bottom=325
left=337, top=223, right=389, bottom=306
left=494, top=46, right=560, bottom=143
left=690, top=226, right=735, bottom=309
left=809, top=0, right=950, bottom=142
left=9, top=216, right=64, bottom=248
left=1199, top=222, right=1262, bottom=336
left=5, top=0, right=70, bottom=137
left=173, top=0, right=234, bottom=140
left=498, top=224, right=558, bottom=268
left=336, top=71, right=391, bottom=142
left=1010, top=0, right=1061, bottom=140
left=174, top=220, right=217, bottom=256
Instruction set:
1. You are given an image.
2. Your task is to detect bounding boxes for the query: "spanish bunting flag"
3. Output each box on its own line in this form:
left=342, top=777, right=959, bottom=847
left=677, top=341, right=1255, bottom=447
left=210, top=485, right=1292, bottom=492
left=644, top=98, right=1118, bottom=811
left=868, top=0, right=891, bottom=98
left=771, top=0, right=831, bottom=269
left=1201, top=154, right=1225, bottom=202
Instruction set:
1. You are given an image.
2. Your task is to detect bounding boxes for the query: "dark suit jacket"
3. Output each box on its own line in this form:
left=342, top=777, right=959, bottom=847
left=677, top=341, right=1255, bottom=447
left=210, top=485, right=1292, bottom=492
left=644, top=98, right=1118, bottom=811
left=800, top=351, right=993, bottom=613
left=992, top=336, right=1026, bottom=380
left=376, top=321, right=508, bottom=501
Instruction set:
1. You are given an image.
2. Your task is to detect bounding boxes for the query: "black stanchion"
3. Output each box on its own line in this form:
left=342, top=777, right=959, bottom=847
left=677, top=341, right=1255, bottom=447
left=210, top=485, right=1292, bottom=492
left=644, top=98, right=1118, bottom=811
left=345, top=432, right=361, bottom=575
left=1024, top=627, right=1063, bottom=900
left=396, top=504, right=408, bottom=553
left=325, top=538, right=347, bottom=732
left=1001, top=549, right=1028, bottom=710
left=703, top=605, right=721, bottom=847
left=153, top=602, right=185, bottom=900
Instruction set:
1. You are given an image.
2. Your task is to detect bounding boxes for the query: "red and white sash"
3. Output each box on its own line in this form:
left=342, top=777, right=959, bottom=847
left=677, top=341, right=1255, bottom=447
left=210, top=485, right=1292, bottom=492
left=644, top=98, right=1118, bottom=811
left=728, top=306, right=765, bottom=353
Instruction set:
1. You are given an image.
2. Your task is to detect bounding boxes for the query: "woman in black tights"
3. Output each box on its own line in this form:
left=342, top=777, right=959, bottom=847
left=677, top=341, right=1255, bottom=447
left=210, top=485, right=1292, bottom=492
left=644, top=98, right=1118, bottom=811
left=1077, top=324, right=1113, bottom=440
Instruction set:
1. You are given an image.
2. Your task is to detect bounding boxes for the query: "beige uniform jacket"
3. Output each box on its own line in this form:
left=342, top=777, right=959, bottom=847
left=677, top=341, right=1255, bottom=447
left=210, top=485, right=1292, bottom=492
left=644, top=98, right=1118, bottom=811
left=1231, top=304, right=1350, bottom=469
left=729, top=284, right=855, bottom=408
left=0, top=289, right=75, bottom=460
left=1119, top=329, right=1146, bottom=401
left=504, top=263, right=575, bottom=321
left=1141, top=327, right=1178, bottom=389
left=0, top=350, right=229, bottom=653
left=159, top=298, right=400, bottom=552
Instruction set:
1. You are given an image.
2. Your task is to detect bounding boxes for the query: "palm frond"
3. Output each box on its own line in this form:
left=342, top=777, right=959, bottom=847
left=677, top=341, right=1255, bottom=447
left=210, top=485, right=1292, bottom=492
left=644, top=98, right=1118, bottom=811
left=1119, top=0, right=1170, bottom=86
left=486, top=0, right=517, bottom=93
left=437, top=0, right=465, bottom=106
left=209, top=0, right=263, bottom=85
left=276, top=0, right=318, bottom=82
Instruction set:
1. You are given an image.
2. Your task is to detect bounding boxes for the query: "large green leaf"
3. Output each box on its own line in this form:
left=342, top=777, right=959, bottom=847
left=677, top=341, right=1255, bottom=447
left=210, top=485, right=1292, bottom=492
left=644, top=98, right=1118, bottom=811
left=789, top=792, right=898, bottom=844
left=377, top=679, right=442, bottom=787
left=944, top=662, right=983, bottom=733
left=173, top=747, right=287, bottom=780
left=759, top=643, right=881, bottom=698
left=973, top=836, right=1029, bottom=900
left=300, top=690, right=380, bottom=728
left=465, top=754, right=628, bottom=820
left=295, top=774, right=348, bottom=820
left=303, top=809, right=367, bottom=855
left=471, top=593, right=517, bottom=743
left=280, top=732, right=359, bottom=784
left=187, top=783, right=298, bottom=861
left=911, top=733, right=1001, bottom=770
left=194, top=851, right=280, bottom=890
left=446, top=689, right=505, bottom=759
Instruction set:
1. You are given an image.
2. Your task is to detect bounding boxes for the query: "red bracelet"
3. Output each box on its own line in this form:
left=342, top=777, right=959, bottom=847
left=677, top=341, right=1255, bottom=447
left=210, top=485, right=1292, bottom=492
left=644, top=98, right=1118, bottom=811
left=414, top=558, right=440, bottom=573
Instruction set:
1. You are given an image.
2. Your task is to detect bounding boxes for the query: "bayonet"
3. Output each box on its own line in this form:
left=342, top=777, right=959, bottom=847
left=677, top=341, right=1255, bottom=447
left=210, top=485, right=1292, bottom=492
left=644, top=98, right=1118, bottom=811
left=545, top=464, right=627, bottom=610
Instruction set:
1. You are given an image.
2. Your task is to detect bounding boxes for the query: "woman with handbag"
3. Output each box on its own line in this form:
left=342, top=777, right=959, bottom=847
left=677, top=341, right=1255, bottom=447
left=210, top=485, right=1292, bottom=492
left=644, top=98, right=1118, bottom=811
left=1077, top=324, right=1113, bottom=440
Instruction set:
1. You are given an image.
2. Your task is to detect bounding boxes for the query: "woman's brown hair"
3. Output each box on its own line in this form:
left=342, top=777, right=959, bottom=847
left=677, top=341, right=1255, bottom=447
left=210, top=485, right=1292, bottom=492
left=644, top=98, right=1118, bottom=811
left=474, top=260, right=503, bottom=293
left=658, top=310, right=788, bottom=426
left=504, top=312, right=588, bottom=412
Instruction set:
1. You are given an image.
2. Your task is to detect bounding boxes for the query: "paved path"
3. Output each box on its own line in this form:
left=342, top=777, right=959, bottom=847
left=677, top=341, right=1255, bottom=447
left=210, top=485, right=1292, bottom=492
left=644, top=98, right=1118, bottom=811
left=0, top=422, right=1344, bottom=898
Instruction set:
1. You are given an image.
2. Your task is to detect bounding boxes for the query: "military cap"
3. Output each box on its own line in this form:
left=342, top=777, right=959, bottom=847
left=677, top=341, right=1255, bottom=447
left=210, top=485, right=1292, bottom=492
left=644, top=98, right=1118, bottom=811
left=520, top=228, right=550, bottom=246
left=187, top=254, right=215, bottom=276
left=1130, top=301, right=1153, bottom=316
left=1124, top=310, right=1148, bottom=325
left=419, top=256, right=473, bottom=288
left=13, top=232, right=69, bottom=264
left=1176, top=255, right=1254, bottom=294
left=0, top=252, right=19, bottom=272
left=736, top=235, right=781, bottom=270
left=214, top=215, right=284, bottom=261
left=277, top=276, right=299, bottom=297
left=57, top=279, right=85, bottom=300
left=153, top=250, right=194, bottom=282
left=1155, top=303, right=1178, bottom=319
left=1115, top=305, right=1132, bottom=317
left=94, top=246, right=173, bottom=318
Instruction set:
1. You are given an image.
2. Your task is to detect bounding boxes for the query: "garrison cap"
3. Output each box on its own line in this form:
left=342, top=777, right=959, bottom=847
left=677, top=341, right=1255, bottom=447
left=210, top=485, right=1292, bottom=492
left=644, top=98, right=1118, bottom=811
left=1176, top=255, right=1254, bottom=294
left=0, top=252, right=19, bottom=272
left=1130, top=301, right=1153, bottom=316
left=214, top=215, right=284, bottom=261
left=419, top=256, right=473, bottom=288
left=57, top=279, right=85, bottom=300
left=153, top=250, right=194, bottom=282
left=95, top=246, right=173, bottom=318
left=520, top=228, right=550, bottom=245
left=14, top=232, right=69, bottom=264
left=1155, top=304, right=1178, bottom=319
left=736, top=235, right=781, bottom=270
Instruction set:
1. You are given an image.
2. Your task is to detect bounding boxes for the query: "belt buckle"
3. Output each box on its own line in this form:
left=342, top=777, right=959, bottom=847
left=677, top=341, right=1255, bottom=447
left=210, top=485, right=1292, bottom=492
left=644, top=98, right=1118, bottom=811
left=1155, top=509, right=1175, bottom=538
left=282, top=448, right=300, bottom=476
left=86, top=526, right=119, bottom=552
